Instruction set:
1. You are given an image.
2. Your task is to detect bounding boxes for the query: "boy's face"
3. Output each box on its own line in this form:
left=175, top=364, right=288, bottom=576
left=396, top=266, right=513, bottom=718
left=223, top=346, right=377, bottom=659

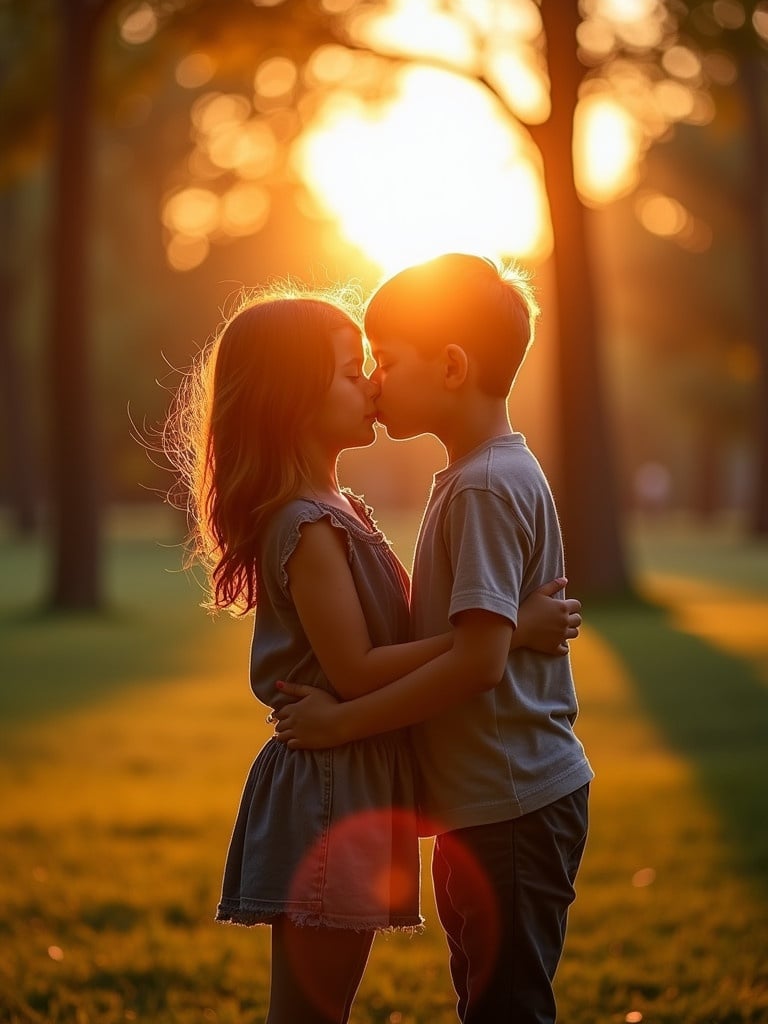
left=369, top=337, right=441, bottom=439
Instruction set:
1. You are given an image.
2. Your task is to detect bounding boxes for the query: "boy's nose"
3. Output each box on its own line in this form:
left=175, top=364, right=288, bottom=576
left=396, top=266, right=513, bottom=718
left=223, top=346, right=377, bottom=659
left=365, top=375, right=381, bottom=398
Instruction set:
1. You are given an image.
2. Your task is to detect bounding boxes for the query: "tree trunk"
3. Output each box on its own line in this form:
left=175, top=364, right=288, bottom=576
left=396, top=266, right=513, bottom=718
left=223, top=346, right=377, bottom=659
left=0, top=187, right=39, bottom=535
left=741, top=56, right=768, bottom=535
left=531, top=0, right=630, bottom=596
left=47, top=0, right=103, bottom=608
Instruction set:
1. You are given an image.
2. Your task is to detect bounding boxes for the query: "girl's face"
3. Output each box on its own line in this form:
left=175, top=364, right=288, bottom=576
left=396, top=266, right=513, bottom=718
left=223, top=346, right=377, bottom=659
left=308, top=327, right=379, bottom=452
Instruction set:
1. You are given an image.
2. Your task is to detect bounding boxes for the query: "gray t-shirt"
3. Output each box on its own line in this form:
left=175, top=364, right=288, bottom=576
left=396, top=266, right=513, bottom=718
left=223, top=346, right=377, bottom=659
left=410, top=434, right=594, bottom=835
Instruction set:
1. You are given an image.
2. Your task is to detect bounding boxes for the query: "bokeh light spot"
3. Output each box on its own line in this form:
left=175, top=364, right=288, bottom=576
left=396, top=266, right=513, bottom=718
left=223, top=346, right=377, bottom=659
left=176, top=52, right=216, bottom=89
left=576, top=95, right=641, bottom=201
left=662, top=45, right=702, bottom=81
left=166, top=235, right=210, bottom=272
left=754, top=4, right=768, bottom=41
left=163, top=188, right=220, bottom=237
left=653, top=79, right=695, bottom=120
left=631, top=867, right=656, bottom=887
left=703, top=51, right=738, bottom=86
left=593, top=0, right=664, bottom=47
left=254, top=57, right=298, bottom=99
left=192, top=92, right=251, bottom=136
left=306, top=45, right=358, bottom=85
left=595, top=0, right=656, bottom=23
left=713, top=0, right=746, bottom=29
left=119, top=3, right=158, bottom=45
left=221, top=184, right=270, bottom=235
left=577, top=18, right=617, bottom=58
left=636, top=192, right=689, bottom=237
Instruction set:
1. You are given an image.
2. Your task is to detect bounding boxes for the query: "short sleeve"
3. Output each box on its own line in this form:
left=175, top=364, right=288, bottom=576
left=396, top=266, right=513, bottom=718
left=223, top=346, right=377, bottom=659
left=264, top=503, right=355, bottom=600
left=442, top=487, right=533, bottom=626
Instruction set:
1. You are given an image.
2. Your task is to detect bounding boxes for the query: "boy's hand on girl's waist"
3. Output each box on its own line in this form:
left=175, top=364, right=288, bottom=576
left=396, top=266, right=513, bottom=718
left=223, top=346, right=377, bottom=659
left=271, top=681, right=347, bottom=750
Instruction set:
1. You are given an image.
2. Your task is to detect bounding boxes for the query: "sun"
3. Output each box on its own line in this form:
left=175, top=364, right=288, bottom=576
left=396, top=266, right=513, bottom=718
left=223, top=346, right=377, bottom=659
left=294, top=66, right=550, bottom=275
left=294, top=64, right=639, bottom=275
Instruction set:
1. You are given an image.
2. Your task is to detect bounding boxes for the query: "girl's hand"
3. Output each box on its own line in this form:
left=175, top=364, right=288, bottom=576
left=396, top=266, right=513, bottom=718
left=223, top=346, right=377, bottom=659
left=273, top=682, right=348, bottom=750
left=516, top=578, right=582, bottom=656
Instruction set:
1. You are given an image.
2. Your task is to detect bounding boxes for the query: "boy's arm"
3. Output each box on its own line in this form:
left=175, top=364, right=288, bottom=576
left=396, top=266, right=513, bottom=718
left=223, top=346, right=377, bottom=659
left=274, top=608, right=513, bottom=749
left=275, top=482, right=580, bottom=747
left=273, top=577, right=580, bottom=747
left=286, top=518, right=452, bottom=700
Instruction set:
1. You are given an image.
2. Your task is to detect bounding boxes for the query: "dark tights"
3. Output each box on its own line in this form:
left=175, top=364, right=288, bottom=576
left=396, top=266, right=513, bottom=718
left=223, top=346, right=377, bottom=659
left=266, top=918, right=375, bottom=1024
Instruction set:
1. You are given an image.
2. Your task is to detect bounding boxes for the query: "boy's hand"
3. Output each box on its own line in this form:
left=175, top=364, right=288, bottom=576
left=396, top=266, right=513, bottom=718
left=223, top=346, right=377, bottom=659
left=516, top=578, right=581, bottom=656
left=272, top=682, right=347, bottom=750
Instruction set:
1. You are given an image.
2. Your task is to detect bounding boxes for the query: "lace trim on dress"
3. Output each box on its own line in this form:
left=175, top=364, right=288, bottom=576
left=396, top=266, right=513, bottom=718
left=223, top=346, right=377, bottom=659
left=277, top=498, right=384, bottom=596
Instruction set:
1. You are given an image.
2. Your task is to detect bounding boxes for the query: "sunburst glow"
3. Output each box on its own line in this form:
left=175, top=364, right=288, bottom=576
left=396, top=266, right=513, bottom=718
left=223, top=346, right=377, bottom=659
left=296, top=62, right=641, bottom=273
left=295, top=67, right=550, bottom=273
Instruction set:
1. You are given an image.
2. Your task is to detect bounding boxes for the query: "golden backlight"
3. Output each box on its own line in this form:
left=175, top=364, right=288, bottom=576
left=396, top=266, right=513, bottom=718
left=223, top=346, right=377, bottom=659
left=160, top=0, right=655, bottom=272
left=296, top=65, right=640, bottom=273
left=294, top=67, right=551, bottom=273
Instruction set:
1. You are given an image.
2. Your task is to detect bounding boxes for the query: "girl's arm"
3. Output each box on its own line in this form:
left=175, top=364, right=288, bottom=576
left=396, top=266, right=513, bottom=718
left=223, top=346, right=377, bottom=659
left=287, top=519, right=451, bottom=699
left=287, top=518, right=580, bottom=701
left=274, top=608, right=517, bottom=748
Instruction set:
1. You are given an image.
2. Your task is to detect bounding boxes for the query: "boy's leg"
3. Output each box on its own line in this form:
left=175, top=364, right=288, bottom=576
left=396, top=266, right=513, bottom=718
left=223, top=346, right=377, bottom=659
left=267, top=918, right=375, bottom=1024
left=432, top=784, right=589, bottom=1024
left=432, top=838, right=471, bottom=1020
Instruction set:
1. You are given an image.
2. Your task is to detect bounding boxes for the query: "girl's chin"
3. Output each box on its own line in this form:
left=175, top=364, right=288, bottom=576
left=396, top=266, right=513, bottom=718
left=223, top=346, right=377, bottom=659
left=346, top=424, right=378, bottom=449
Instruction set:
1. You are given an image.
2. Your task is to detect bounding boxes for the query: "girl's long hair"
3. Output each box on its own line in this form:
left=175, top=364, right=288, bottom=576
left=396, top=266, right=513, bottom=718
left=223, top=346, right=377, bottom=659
left=164, top=288, right=361, bottom=614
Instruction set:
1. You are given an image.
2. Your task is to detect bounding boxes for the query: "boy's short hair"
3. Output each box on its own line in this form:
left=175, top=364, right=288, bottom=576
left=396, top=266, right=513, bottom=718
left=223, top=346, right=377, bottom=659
left=364, top=253, right=539, bottom=398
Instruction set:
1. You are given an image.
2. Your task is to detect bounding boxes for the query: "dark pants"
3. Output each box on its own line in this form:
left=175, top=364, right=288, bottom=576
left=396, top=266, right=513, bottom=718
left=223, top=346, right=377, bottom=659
left=432, top=784, right=589, bottom=1024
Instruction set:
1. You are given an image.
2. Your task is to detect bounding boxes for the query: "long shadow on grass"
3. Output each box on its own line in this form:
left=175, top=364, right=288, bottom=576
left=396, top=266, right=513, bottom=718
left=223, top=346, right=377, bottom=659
left=591, top=597, right=768, bottom=895
left=0, top=606, right=213, bottom=724
left=0, top=540, right=244, bottom=725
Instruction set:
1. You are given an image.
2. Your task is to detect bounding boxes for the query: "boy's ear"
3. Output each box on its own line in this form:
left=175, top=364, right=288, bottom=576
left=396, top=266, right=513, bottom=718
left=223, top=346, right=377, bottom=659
left=442, top=344, right=469, bottom=390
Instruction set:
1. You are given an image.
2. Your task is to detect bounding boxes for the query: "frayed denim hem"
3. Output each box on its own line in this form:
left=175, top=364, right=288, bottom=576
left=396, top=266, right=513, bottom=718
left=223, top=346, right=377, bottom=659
left=215, top=900, right=424, bottom=934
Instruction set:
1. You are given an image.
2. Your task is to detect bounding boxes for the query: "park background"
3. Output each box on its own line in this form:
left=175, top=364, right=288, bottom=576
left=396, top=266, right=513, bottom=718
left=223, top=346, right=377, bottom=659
left=1, top=1, right=767, bottom=1021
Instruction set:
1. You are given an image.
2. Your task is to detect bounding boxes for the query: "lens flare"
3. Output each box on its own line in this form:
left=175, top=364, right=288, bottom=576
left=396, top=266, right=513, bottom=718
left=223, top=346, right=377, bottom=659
left=284, top=807, right=422, bottom=1016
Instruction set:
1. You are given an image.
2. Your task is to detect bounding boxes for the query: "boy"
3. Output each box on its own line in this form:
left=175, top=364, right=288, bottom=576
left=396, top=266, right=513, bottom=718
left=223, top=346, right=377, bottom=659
left=275, top=253, right=593, bottom=1023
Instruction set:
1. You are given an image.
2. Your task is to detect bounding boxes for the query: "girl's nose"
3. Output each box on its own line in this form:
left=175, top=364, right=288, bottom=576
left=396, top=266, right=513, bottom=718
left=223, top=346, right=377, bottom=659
left=365, top=375, right=380, bottom=398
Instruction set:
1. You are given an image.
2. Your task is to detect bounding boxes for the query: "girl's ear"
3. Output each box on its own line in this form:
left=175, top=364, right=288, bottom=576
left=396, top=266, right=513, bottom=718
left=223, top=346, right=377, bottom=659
left=442, top=343, right=469, bottom=390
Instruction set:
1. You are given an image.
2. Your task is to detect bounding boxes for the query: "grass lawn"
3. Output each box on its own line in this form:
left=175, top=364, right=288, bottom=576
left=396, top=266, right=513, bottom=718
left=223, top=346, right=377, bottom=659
left=0, top=509, right=767, bottom=1023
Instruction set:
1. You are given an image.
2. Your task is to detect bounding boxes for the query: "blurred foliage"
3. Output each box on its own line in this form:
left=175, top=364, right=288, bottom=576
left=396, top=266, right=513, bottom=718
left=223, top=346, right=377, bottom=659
left=0, top=0, right=352, bottom=184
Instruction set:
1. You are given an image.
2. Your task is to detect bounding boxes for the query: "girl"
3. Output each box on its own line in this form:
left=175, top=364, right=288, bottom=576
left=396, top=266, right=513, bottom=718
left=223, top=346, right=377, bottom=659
left=165, top=288, right=579, bottom=1024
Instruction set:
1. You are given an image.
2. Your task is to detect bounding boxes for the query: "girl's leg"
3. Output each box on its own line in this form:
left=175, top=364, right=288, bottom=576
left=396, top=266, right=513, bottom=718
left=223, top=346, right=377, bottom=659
left=267, top=918, right=375, bottom=1024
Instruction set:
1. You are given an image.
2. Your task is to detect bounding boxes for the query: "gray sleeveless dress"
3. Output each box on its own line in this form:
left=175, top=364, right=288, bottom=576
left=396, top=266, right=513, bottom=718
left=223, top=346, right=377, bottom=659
left=215, top=496, right=422, bottom=931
